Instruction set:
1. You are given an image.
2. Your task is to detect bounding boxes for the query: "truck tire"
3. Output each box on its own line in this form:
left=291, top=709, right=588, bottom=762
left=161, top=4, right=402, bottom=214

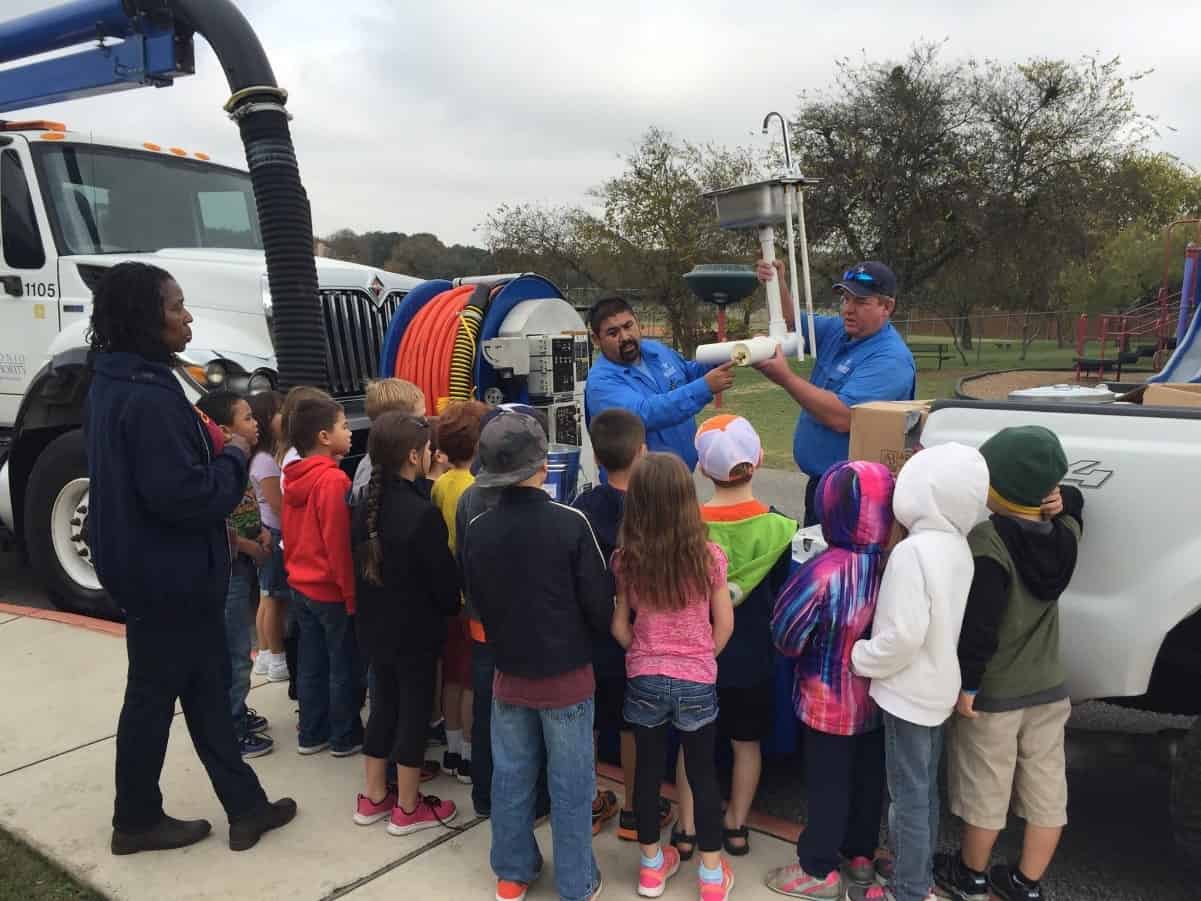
left=1172, top=716, right=1201, bottom=871
left=23, top=430, right=121, bottom=621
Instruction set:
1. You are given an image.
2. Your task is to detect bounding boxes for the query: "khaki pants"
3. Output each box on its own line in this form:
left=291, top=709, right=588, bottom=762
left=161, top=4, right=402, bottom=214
left=947, top=698, right=1070, bottom=830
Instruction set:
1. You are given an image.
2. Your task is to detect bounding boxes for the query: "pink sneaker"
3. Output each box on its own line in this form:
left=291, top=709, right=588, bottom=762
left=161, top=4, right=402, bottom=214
left=638, top=845, right=680, bottom=897
left=764, top=861, right=843, bottom=898
left=699, top=858, right=734, bottom=901
left=386, top=794, right=458, bottom=836
left=353, top=791, right=396, bottom=825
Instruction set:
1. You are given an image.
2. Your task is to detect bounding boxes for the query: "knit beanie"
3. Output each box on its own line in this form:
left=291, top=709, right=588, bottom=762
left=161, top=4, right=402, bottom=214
left=978, top=426, right=1068, bottom=511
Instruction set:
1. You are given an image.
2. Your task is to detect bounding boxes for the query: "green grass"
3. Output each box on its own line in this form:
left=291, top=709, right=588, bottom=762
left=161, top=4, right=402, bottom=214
left=701, top=337, right=1085, bottom=469
left=0, top=829, right=104, bottom=901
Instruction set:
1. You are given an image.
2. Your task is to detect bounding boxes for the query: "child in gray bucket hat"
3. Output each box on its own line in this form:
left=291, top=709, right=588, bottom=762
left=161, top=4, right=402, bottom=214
left=461, top=411, right=611, bottom=901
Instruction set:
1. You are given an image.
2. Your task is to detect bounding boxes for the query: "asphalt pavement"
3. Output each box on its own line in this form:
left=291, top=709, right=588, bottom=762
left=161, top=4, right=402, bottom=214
left=1, top=466, right=1195, bottom=899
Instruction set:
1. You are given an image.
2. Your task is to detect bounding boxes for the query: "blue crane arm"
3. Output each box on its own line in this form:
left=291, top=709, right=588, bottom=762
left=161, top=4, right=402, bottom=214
left=0, top=0, right=193, bottom=115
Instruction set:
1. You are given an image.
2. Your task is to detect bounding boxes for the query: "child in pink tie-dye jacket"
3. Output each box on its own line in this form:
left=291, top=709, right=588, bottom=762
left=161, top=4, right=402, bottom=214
left=765, top=460, right=896, bottom=898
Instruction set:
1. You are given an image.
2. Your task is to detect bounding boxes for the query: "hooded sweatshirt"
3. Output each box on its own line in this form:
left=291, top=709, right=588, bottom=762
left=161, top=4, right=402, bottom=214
left=85, top=351, right=247, bottom=621
left=702, top=501, right=797, bottom=688
left=772, top=461, right=894, bottom=736
left=282, top=455, right=356, bottom=612
left=851, top=442, right=989, bottom=727
left=959, top=485, right=1084, bottom=712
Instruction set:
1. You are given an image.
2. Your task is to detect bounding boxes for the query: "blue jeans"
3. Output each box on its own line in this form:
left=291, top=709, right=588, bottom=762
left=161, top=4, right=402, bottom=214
left=884, top=711, right=943, bottom=901
left=491, top=696, right=599, bottom=901
left=294, top=593, right=363, bottom=752
left=473, top=642, right=551, bottom=819
left=222, top=566, right=253, bottom=737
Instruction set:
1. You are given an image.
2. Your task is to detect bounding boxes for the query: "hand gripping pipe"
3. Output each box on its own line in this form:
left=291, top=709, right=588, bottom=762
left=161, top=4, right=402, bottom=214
left=131, top=0, right=328, bottom=391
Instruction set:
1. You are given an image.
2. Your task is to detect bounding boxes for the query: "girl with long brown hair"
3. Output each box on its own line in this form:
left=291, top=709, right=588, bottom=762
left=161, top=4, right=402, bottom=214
left=350, top=412, right=462, bottom=835
left=611, top=452, right=736, bottom=900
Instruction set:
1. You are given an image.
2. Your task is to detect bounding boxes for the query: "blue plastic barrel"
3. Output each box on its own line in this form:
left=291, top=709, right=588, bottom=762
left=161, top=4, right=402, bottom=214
left=545, top=444, right=581, bottom=503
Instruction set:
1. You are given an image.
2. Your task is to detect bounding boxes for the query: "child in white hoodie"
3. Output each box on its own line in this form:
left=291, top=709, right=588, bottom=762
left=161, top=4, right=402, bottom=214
left=851, top=442, right=989, bottom=901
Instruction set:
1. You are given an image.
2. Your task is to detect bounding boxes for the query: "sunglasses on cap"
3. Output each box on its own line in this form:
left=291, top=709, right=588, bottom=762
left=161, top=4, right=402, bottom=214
left=841, top=268, right=879, bottom=289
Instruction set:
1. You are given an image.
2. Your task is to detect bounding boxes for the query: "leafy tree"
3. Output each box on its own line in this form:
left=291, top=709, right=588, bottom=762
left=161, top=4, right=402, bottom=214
left=483, top=129, right=762, bottom=354
left=792, top=46, right=1166, bottom=355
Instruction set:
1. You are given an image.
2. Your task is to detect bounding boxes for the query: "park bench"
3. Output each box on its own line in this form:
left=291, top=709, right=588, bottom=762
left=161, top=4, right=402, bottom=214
left=906, top=341, right=952, bottom=370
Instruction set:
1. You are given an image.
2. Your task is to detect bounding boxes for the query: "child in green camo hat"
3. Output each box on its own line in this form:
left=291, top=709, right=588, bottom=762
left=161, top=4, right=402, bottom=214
left=935, top=425, right=1085, bottom=901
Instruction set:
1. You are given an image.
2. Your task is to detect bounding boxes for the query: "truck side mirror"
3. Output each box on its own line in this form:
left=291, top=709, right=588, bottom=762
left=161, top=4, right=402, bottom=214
left=1, top=276, right=22, bottom=297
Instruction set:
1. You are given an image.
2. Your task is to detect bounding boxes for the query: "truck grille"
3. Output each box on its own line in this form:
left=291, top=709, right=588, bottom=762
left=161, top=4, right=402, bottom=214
left=320, top=289, right=405, bottom=397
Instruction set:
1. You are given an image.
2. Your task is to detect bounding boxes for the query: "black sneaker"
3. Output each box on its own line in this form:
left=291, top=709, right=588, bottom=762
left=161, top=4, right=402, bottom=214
left=243, top=708, right=269, bottom=733
left=616, top=797, right=673, bottom=841
left=426, top=719, right=447, bottom=748
left=239, top=731, right=274, bottom=759
left=989, top=865, right=1043, bottom=901
left=111, top=814, right=212, bottom=856
left=442, top=750, right=463, bottom=777
left=934, top=852, right=989, bottom=901
left=456, top=757, right=472, bottom=785
left=229, top=798, right=298, bottom=851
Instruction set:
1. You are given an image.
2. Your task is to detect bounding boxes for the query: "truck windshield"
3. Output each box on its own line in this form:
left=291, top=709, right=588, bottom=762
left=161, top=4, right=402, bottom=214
left=32, top=143, right=263, bottom=254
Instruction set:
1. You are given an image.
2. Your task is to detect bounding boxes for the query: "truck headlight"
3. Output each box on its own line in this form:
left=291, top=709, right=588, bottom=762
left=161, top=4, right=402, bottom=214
left=205, top=360, right=229, bottom=386
left=247, top=369, right=276, bottom=394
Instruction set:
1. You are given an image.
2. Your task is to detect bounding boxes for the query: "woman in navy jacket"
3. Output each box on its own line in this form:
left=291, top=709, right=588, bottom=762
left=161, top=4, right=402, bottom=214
left=85, top=262, right=294, bottom=855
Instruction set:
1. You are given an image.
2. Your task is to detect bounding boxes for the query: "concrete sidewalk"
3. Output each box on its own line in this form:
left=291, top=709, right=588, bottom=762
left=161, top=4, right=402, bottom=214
left=0, top=602, right=835, bottom=901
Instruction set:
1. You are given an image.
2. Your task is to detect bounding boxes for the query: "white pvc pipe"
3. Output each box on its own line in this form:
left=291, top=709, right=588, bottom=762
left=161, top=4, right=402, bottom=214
left=695, top=335, right=780, bottom=367
left=782, top=184, right=804, bottom=362
left=759, top=224, right=787, bottom=343
left=796, top=185, right=818, bottom=358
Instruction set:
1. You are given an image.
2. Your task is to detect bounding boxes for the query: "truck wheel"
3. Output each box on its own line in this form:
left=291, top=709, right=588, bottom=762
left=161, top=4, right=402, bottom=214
left=1172, top=716, right=1201, bottom=871
left=23, top=430, right=121, bottom=621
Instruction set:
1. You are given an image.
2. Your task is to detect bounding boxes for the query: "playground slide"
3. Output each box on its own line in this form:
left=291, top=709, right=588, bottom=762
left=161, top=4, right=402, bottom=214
left=1149, top=305, right=1201, bottom=383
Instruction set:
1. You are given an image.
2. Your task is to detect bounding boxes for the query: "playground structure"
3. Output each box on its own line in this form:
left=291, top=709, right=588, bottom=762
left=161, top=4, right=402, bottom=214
left=1075, top=219, right=1201, bottom=383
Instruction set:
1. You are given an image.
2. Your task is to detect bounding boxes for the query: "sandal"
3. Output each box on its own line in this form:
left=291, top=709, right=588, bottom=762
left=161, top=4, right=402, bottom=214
left=670, top=827, right=696, bottom=861
left=723, top=825, right=750, bottom=856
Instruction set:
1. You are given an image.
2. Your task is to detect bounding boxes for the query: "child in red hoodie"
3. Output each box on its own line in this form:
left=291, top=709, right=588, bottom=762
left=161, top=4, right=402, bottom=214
left=282, top=397, right=362, bottom=756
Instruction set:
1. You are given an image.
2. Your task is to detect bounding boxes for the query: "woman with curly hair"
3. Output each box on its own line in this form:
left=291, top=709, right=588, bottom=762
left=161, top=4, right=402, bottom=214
left=85, top=261, right=296, bottom=855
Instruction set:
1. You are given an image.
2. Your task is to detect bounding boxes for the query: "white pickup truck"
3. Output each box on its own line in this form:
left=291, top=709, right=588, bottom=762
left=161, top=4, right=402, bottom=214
left=0, top=121, right=418, bottom=617
left=922, top=398, right=1201, bottom=868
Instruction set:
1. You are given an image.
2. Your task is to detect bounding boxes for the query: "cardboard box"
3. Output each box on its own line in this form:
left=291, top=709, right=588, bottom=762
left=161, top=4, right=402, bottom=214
left=1142, top=384, right=1201, bottom=408
left=848, top=400, right=932, bottom=475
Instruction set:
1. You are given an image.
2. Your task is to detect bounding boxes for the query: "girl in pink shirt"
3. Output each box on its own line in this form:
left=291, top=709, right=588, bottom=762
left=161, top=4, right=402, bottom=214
left=611, top=452, right=735, bottom=901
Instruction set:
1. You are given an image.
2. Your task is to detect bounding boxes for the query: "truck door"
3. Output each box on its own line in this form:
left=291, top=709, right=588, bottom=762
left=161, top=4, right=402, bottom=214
left=0, top=141, right=59, bottom=424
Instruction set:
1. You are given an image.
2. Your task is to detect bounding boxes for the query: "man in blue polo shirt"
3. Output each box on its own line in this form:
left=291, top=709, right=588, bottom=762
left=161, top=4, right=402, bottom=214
left=585, top=296, right=735, bottom=471
left=754, top=259, right=916, bottom=526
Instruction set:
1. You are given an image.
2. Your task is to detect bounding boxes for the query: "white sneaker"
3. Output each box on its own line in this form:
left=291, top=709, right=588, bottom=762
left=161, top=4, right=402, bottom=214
left=252, top=651, right=270, bottom=676
left=267, top=654, right=290, bottom=683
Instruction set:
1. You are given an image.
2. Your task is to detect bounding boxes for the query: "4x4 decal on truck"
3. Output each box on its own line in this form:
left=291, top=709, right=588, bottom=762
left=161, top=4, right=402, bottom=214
left=1062, top=460, right=1114, bottom=489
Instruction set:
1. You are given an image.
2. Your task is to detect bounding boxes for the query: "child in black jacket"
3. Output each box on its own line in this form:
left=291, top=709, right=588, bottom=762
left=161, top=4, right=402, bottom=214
left=462, top=411, right=611, bottom=901
left=351, top=412, right=461, bottom=836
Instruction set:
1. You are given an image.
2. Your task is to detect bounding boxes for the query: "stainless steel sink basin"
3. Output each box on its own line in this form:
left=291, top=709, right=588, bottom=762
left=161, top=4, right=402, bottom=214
left=703, top=176, right=820, bottom=230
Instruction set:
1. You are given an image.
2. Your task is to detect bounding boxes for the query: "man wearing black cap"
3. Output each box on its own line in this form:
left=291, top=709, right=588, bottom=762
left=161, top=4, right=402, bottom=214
left=754, top=259, right=916, bottom=526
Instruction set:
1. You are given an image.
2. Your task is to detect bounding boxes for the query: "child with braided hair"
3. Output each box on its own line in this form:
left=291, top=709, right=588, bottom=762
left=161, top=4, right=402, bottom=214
left=351, top=412, right=462, bottom=835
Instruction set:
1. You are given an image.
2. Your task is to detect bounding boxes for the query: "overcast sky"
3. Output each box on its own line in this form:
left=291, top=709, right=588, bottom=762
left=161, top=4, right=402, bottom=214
left=6, top=1, right=1201, bottom=247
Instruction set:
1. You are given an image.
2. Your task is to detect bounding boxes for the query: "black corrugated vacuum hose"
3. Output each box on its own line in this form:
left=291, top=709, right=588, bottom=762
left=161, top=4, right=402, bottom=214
left=132, top=0, right=328, bottom=391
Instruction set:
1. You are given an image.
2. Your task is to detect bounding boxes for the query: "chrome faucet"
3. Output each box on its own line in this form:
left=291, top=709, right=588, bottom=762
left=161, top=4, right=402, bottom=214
left=761, top=111, right=792, bottom=173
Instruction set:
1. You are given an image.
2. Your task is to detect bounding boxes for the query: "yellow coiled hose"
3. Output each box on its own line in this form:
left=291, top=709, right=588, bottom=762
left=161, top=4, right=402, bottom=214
left=448, top=303, right=484, bottom=401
